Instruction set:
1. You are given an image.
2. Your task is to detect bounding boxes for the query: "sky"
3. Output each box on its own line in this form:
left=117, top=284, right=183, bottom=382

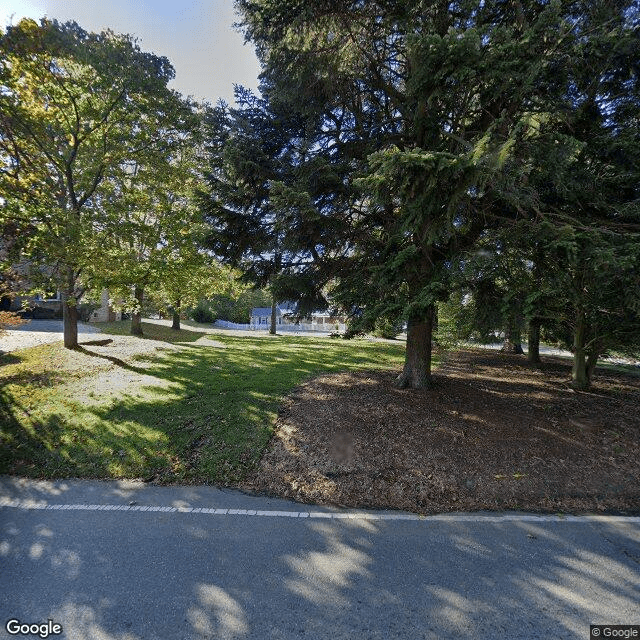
left=0, top=0, right=262, bottom=105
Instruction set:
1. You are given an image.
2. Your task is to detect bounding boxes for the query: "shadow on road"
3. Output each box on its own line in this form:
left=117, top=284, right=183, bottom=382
left=0, top=502, right=638, bottom=640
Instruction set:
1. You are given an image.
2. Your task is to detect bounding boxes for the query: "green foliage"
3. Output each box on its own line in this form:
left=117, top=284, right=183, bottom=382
left=0, top=18, right=198, bottom=345
left=205, top=289, right=272, bottom=324
left=372, top=316, right=404, bottom=340
left=190, top=300, right=217, bottom=324
left=199, top=87, right=350, bottom=320
left=234, top=0, right=614, bottom=386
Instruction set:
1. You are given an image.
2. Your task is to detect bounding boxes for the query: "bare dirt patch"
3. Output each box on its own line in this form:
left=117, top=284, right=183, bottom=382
left=240, top=350, right=640, bottom=514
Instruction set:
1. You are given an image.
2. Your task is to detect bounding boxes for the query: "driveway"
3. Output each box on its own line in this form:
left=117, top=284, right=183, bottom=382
left=1, top=477, right=639, bottom=640
left=0, top=320, right=101, bottom=352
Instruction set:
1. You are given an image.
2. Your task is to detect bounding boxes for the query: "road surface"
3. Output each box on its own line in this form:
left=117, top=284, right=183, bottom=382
left=1, top=478, right=638, bottom=640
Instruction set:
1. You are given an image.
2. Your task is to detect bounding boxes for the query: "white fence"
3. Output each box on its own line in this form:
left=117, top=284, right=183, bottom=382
left=275, top=322, right=347, bottom=333
left=213, top=320, right=251, bottom=330
left=213, top=319, right=346, bottom=333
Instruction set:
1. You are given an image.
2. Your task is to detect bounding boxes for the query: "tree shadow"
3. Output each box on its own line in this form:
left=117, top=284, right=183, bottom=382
left=0, top=336, right=405, bottom=483
left=72, top=346, right=149, bottom=376
left=1, top=506, right=638, bottom=639
left=0, top=352, right=22, bottom=366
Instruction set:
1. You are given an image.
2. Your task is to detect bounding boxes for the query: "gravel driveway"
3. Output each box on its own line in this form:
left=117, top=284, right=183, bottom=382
left=0, top=320, right=101, bottom=352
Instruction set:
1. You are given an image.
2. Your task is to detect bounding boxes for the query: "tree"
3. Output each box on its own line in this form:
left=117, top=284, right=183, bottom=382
left=0, top=18, right=194, bottom=347
left=235, top=0, right=592, bottom=387
left=149, top=248, right=235, bottom=331
left=525, top=1, right=640, bottom=388
left=199, top=90, right=343, bottom=334
left=92, top=109, right=207, bottom=336
left=542, top=228, right=640, bottom=389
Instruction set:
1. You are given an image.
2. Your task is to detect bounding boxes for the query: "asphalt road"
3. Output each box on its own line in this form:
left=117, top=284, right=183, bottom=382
left=1, top=478, right=639, bottom=640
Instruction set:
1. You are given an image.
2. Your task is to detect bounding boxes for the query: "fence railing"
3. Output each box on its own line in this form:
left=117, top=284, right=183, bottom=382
left=213, top=320, right=251, bottom=330
left=213, top=319, right=346, bottom=333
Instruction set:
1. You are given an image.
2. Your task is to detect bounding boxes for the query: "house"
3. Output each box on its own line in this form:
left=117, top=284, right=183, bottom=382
left=250, top=306, right=285, bottom=329
left=88, top=289, right=122, bottom=323
left=1, top=261, right=62, bottom=318
left=250, top=302, right=347, bottom=332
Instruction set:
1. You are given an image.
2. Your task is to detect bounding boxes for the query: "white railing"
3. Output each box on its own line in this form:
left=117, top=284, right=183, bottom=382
left=214, top=319, right=347, bottom=333
left=213, top=320, right=251, bottom=330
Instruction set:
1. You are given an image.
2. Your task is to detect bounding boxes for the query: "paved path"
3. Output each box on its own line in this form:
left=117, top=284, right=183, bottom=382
left=465, top=342, right=640, bottom=367
left=0, top=320, right=101, bottom=352
left=1, top=477, right=639, bottom=640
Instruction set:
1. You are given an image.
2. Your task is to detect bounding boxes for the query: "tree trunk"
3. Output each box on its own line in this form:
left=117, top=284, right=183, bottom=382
left=130, top=285, right=144, bottom=336
left=586, top=351, right=599, bottom=384
left=527, top=319, right=541, bottom=364
left=62, top=267, right=78, bottom=349
left=269, top=297, right=277, bottom=335
left=62, top=297, right=78, bottom=348
left=585, top=338, right=603, bottom=385
left=396, top=306, right=434, bottom=389
left=172, top=299, right=181, bottom=331
left=502, top=323, right=524, bottom=354
left=571, top=310, right=589, bottom=389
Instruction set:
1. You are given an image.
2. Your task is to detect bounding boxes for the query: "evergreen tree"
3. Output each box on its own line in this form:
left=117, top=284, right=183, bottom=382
left=525, top=1, right=640, bottom=387
left=199, top=89, right=346, bottom=334
left=235, top=0, right=587, bottom=387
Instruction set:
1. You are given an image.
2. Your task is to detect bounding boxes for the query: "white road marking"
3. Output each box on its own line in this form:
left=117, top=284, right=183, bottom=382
left=0, top=497, right=639, bottom=523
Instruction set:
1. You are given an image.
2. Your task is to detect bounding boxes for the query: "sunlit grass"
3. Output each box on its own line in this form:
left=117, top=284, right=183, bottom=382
left=0, top=327, right=409, bottom=483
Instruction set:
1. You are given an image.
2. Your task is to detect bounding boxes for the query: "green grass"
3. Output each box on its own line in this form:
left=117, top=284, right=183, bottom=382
left=593, top=360, right=640, bottom=377
left=0, top=325, right=407, bottom=483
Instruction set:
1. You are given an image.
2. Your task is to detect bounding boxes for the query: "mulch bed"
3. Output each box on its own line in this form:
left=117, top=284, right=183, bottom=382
left=240, top=350, right=640, bottom=514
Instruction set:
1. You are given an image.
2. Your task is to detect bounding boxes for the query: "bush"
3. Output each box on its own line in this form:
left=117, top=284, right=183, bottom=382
left=372, top=317, right=403, bottom=339
left=190, top=300, right=216, bottom=323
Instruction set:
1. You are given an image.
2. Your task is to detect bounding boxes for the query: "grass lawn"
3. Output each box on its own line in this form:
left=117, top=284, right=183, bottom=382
left=0, top=322, right=407, bottom=483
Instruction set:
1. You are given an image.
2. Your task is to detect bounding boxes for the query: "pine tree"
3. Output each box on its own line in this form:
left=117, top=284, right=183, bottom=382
left=235, top=0, right=587, bottom=387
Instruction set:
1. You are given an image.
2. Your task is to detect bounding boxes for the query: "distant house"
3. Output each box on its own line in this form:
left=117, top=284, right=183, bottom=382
left=0, top=257, right=62, bottom=318
left=88, top=289, right=122, bottom=323
left=250, top=302, right=347, bottom=332
left=9, top=292, right=62, bottom=318
left=250, top=306, right=285, bottom=329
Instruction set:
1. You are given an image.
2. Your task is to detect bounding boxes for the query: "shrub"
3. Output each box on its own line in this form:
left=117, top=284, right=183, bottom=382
left=372, top=317, right=403, bottom=339
left=190, top=300, right=216, bottom=323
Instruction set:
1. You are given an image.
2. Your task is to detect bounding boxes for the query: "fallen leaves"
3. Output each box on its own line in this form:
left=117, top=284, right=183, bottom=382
left=240, top=350, right=640, bottom=514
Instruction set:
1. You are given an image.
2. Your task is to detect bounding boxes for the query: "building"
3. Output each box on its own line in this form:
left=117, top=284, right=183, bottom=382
left=249, top=306, right=286, bottom=329
left=250, top=302, right=347, bottom=332
left=88, top=289, right=122, bottom=323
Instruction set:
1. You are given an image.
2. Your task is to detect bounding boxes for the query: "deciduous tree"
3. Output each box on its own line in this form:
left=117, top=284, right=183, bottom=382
left=0, top=18, right=194, bottom=347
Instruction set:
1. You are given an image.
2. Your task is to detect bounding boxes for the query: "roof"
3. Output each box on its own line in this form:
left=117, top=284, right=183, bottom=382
left=251, top=302, right=299, bottom=318
left=251, top=307, right=281, bottom=317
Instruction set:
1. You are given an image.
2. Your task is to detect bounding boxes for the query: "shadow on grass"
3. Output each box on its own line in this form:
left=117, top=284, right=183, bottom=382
left=0, top=388, right=67, bottom=476
left=0, top=335, right=405, bottom=483
left=0, top=352, right=22, bottom=367
left=72, top=345, right=148, bottom=375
